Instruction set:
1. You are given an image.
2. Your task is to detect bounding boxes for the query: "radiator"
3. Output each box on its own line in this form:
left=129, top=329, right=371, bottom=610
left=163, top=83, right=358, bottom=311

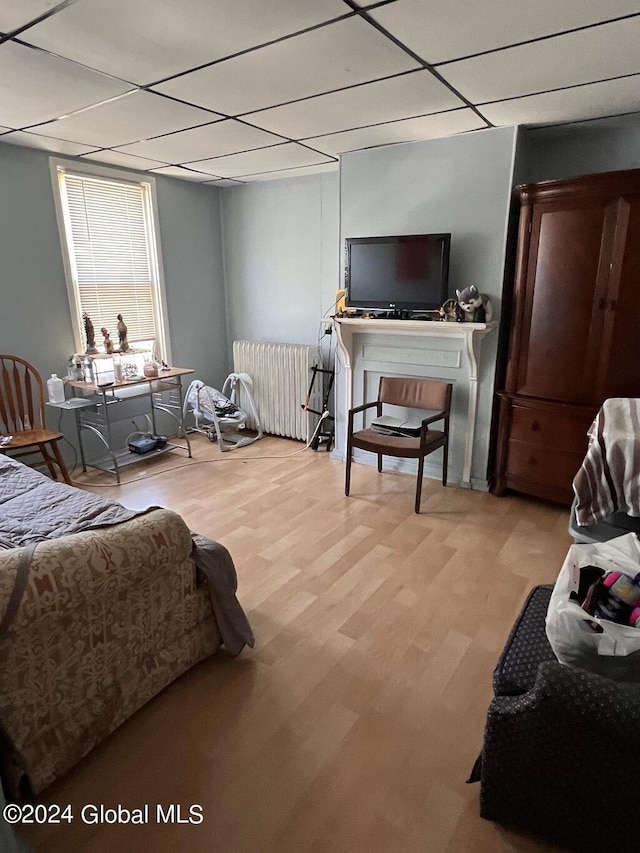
left=232, top=341, right=321, bottom=440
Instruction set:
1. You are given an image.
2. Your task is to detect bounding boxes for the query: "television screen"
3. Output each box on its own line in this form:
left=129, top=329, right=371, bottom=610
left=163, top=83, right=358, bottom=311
left=345, top=234, right=450, bottom=313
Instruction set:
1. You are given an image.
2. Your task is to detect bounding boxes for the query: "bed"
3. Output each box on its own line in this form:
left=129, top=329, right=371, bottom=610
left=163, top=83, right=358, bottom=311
left=0, top=453, right=253, bottom=800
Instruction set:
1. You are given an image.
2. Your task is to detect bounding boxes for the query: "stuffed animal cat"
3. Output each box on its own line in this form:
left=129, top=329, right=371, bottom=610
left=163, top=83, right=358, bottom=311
left=455, top=286, right=493, bottom=323
left=438, top=298, right=464, bottom=322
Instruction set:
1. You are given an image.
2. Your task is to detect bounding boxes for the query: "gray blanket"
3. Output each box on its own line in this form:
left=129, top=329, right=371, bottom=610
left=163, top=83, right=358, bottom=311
left=0, top=454, right=144, bottom=548
left=0, top=454, right=254, bottom=655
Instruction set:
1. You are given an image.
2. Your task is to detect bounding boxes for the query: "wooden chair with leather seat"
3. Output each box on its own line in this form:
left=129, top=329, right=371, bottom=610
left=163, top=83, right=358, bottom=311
left=0, top=354, right=72, bottom=484
left=345, top=376, right=452, bottom=513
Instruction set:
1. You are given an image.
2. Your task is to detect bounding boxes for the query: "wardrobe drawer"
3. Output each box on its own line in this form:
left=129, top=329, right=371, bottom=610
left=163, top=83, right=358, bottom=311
left=506, top=439, right=584, bottom=491
left=509, top=405, right=592, bottom=454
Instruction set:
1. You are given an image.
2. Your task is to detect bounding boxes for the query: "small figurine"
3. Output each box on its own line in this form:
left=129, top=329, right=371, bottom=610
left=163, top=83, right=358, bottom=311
left=83, top=312, right=97, bottom=353
left=438, top=298, right=464, bottom=322
left=455, top=286, right=494, bottom=323
left=101, top=327, right=114, bottom=354
left=117, top=313, right=129, bottom=352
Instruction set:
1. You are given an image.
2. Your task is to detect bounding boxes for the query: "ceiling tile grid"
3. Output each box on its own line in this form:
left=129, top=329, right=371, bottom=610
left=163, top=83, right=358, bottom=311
left=305, top=109, right=487, bottom=156
left=81, top=149, right=167, bottom=171
left=437, top=16, right=640, bottom=105
left=0, top=0, right=638, bottom=182
left=244, top=69, right=465, bottom=139
left=368, top=0, right=640, bottom=65
left=29, top=90, right=222, bottom=148
left=152, top=15, right=421, bottom=116
left=149, top=165, right=223, bottom=182
left=186, top=142, right=335, bottom=178
left=0, top=130, right=95, bottom=156
left=480, top=76, right=640, bottom=128
left=0, top=40, right=133, bottom=129
left=115, top=119, right=286, bottom=164
left=11, top=0, right=350, bottom=85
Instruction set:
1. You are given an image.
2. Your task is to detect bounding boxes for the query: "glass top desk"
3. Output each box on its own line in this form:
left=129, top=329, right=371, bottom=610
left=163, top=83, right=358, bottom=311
left=62, top=367, right=194, bottom=483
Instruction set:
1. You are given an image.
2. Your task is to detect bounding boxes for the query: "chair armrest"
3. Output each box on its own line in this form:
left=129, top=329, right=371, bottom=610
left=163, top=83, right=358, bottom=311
left=348, top=401, right=380, bottom=417
left=348, top=400, right=381, bottom=431
left=421, top=409, right=447, bottom=428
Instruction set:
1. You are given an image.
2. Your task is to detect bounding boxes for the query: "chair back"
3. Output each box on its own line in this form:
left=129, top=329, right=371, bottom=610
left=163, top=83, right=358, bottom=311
left=0, top=355, right=46, bottom=433
left=378, top=376, right=452, bottom=413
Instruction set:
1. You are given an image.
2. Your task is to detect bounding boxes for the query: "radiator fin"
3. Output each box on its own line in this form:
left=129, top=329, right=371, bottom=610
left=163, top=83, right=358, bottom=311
left=232, top=341, right=321, bottom=441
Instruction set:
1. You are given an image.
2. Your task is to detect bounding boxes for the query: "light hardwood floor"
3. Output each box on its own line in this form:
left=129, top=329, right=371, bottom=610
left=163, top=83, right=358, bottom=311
left=21, top=435, right=570, bottom=853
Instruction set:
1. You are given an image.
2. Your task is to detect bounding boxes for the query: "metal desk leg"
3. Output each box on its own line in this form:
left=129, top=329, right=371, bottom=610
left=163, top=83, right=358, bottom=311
left=177, top=377, right=192, bottom=458
left=74, top=408, right=88, bottom=473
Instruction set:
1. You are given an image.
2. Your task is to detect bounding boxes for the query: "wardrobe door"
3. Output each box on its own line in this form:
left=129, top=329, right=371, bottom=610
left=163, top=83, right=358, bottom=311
left=512, top=199, right=611, bottom=403
left=596, top=192, right=640, bottom=398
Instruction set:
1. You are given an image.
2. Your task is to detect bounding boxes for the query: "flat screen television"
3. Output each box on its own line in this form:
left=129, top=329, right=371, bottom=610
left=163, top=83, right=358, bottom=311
left=344, top=234, right=451, bottom=314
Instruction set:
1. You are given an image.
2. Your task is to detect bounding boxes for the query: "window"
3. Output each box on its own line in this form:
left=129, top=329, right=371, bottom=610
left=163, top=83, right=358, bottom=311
left=52, top=159, right=170, bottom=361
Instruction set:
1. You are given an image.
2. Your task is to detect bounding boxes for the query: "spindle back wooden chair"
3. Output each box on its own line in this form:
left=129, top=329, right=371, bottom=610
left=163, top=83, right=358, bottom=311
left=0, top=354, right=71, bottom=484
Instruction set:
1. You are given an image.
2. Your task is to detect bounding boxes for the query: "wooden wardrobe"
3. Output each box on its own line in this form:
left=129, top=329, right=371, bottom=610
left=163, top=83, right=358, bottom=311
left=494, top=168, right=640, bottom=505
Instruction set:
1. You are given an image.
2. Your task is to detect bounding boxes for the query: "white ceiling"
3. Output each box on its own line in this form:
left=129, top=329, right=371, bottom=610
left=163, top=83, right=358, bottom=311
left=0, top=0, right=639, bottom=185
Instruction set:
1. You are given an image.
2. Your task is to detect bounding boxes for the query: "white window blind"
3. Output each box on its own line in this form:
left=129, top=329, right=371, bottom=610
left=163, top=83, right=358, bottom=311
left=57, top=169, right=163, bottom=353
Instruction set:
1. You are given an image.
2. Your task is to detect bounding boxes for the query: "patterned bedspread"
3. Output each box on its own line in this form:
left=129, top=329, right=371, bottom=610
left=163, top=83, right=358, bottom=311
left=0, top=453, right=254, bottom=798
left=0, top=453, right=254, bottom=655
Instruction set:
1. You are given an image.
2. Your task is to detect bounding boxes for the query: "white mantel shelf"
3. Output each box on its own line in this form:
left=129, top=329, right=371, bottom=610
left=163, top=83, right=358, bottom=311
left=333, top=318, right=494, bottom=486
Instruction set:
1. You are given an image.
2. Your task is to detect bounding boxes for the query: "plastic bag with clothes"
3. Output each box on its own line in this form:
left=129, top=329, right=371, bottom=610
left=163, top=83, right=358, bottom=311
left=546, top=533, right=640, bottom=680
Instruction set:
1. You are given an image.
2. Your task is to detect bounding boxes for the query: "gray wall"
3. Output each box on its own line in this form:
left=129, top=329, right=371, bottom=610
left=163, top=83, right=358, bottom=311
left=0, top=143, right=74, bottom=374
left=519, top=113, right=640, bottom=184
left=220, top=170, right=340, bottom=352
left=4, top=115, right=640, bottom=479
left=339, top=126, right=518, bottom=483
left=0, top=140, right=227, bottom=414
left=154, top=177, right=228, bottom=388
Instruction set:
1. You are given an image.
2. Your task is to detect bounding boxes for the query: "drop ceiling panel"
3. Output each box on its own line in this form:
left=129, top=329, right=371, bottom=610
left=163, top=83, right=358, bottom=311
left=0, top=0, right=65, bottom=33
left=2, top=1, right=640, bottom=185
left=82, top=150, right=167, bottom=171
left=369, top=0, right=640, bottom=64
left=481, top=76, right=640, bottom=127
left=118, top=120, right=284, bottom=163
left=233, top=162, right=339, bottom=182
left=189, top=143, right=335, bottom=178
left=206, top=178, right=246, bottom=187
left=32, top=91, right=221, bottom=148
left=154, top=16, right=421, bottom=116
left=0, top=41, right=132, bottom=128
left=150, top=165, right=221, bottom=182
left=0, top=130, right=95, bottom=156
left=245, top=70, right=464, bottom=139
left=440, top=17, right=640, bottom=105
left=21, top=0, right=349, bottom=86
left=305, top=109, right=486, bottom=155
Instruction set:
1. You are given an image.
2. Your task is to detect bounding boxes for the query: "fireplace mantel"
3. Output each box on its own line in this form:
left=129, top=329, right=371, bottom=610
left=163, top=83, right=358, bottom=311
left=333, top=318, right=494, bottom=487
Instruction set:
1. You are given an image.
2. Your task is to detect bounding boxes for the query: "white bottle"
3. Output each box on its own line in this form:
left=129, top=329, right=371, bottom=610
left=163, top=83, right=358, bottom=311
left=113, top=353, right=123, bottom=383
left=47, top=374, right=65, bottom=404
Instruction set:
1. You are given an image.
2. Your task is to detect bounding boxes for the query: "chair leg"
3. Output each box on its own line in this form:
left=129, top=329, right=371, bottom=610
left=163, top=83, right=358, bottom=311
left=345, top=438, right=353, bottom=496
left=39, top=443, right=58, bottom=480
left=377, top=453, right=383, bottom=473
left=415, top=457, right=425, bottom=514
left=442, top=438, right=449, bottom=487
left=50, top=440, right=72, bottom=485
